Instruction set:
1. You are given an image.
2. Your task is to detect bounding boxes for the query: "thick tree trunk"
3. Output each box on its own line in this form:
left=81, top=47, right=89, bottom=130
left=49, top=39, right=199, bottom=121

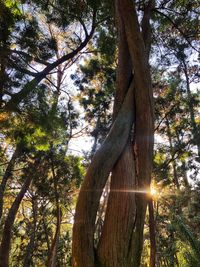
left=72, top=81, right=134, bottom=267
left=97, top=143, right=136, bottom=266
left=97, top=3, right=135, bottom=265
left=0, top=175, right=32, bottom=267
left=72, top=1, right=154, bottom=266
left=98, top=1, right=154, bottom=266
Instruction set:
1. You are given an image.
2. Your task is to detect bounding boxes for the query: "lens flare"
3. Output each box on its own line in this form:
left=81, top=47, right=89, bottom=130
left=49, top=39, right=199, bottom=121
left=150, top=187, right=157, bottom=196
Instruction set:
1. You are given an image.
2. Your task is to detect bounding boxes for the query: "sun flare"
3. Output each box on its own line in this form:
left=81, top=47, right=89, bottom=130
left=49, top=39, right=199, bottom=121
left=150, top=187, right=157, bottom=196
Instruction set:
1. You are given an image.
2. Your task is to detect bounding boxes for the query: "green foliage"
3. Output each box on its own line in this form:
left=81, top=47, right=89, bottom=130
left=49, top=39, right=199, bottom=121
left=0, top=0, right=200, bottom=266
left=174, top=216, right=200, bottom=266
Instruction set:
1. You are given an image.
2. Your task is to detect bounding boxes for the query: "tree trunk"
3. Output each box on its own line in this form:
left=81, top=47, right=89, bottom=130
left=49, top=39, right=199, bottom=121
left=148, top=199, right=156, bottom=267
left=47, top=156, right=62, bottom=267
left=72, top=81, right=135, bottom=267
left=47, top=207, right=62, bottom=267
left=97, top=142, right=136, bottom=266
left=182, top=59, right=200, bottom=158
left=42, top=206, right=51, bottom=254
left=0, top=175, right=32, bottom=267
left=97, top=3, right=135, bottom=265
left=165, top=118, right=180, bottom=189
left=72, top=0, right=154, bottom=266
left=23, top=197, right=37, bottom=267
left=0, top=146, right=20, bottom=221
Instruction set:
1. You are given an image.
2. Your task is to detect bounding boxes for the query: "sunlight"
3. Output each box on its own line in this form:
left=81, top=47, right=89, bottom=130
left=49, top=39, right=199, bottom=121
left=150, top=187, right=157, bottom=196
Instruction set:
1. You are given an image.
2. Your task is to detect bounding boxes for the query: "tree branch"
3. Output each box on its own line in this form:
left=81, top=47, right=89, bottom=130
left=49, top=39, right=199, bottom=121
left=2, top=11, right=97, bottom=112
left=154, top=9, right=200, bottom=53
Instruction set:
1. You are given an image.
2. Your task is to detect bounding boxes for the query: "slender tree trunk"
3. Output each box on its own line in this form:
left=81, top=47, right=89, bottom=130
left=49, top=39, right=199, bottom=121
left=0, top=175, right=32, bottom=267
left=0, top=146, right=20, bottom=221
left=166, top=118, right=180, bottom=189
left=42, top=213, right=51, bottom=253
left=169, top=231, right=175, bottom=267
left=182, top=59, right=200, bottom=158
left=23, top=197, right=37, bottom=267
left=47, top=207, right=62, bottom=267
left=148, top=198, right=156, bottom=267
left=47, top=155, right=62, bottom=267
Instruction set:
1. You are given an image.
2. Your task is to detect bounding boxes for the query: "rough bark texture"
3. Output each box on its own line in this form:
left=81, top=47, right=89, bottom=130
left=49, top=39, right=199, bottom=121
left=72, top=0, right=154, bottom=266
left=97, top=3, right=135, bottom=265
left=97, top=143, right=136, bottom=266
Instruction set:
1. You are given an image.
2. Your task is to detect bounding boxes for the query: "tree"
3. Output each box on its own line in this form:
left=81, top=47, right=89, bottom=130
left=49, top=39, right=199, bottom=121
left=72, top=0, right=200, bottom=266
left=72, top=0, right=154, bottom=266
left=0, top=0, right=199, bottom=266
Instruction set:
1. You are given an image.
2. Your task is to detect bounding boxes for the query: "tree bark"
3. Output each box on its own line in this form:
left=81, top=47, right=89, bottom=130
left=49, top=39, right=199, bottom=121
left=182, top=59, right=200, bottom=158
left=165, top=118, right=180, bottom=189
left=0, top=146, right=21, bottom=221
left=98, top=1, right=154, bottom=266
left=97, top=2, right=135, bottom=265
left=0, top=175, right=32, bottom=267
left=72, top=1, right=154, bottom=266
left=72, top=81, right=134, bottom=267
left=23, top=197, right=37, bottom=267
left=149, top=198, right=156, bottom=267
left=47, top=155, right=62, bottom=267
left=47, top=207, right=62, bottom=267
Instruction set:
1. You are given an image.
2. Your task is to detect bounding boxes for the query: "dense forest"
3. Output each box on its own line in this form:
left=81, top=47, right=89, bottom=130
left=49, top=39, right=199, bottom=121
left=0, top=0, right=199, bottom=266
